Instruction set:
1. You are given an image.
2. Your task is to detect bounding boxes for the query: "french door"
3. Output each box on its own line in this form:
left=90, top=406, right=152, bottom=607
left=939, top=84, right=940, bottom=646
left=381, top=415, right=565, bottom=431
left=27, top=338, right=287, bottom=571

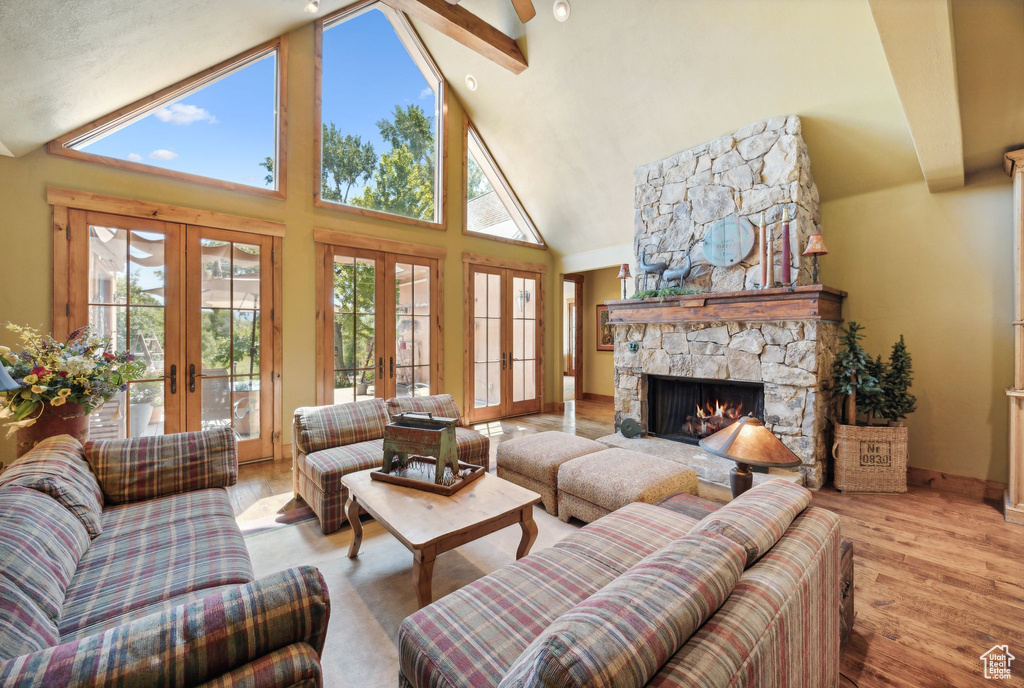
left=466, top=263, right=543, bottom=423
left=65, top=210, right=277, bottom=462
left=317, top=244, right=440, bottom=405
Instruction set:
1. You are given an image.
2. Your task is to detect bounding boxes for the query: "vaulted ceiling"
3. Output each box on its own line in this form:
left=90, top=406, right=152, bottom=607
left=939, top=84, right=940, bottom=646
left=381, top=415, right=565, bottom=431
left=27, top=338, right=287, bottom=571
left=0, top=0, right=1020, bottom=262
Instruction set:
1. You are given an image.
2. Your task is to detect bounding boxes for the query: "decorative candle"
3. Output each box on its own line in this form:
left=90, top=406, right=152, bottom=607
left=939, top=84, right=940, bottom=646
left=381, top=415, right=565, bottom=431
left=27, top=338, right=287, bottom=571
left=758, top=212, right=767, bottom=288
left=780, top=208, right=792, bottom=285
left=765, top=220, right=775, bottom=286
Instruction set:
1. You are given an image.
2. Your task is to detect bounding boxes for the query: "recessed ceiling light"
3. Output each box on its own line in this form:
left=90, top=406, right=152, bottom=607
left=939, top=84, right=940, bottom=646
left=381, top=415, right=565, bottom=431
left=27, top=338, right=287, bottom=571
left=553, top=0, right=570, bottom=22
left=465, top=74, right=478, bottom=91
left=304, top=0, right=319, bottom=13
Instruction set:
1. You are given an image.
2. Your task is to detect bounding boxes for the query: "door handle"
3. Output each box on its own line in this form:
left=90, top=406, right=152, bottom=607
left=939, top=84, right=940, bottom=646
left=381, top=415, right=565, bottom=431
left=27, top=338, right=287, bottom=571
left=168, top=364, right=177, bottom=395
left=379, top=356, right=384, bottom=379
left=502, top=352, right=506, bottom=370
left=188, top=364, right=208, bottom=393
left=389, top=356, right=395, bottom=379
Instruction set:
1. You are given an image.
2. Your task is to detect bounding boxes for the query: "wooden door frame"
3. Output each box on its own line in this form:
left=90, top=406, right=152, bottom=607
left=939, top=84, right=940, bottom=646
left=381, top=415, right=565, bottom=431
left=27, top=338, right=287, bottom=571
left=463, top=262, right=507, bottom=424
left=563, top=274, right=584, bottom=390
left=462, top=253, right=546, bottom=423
left=52, top=200, right=284, bottom=463
left=315, top=230, right=446, bottom=407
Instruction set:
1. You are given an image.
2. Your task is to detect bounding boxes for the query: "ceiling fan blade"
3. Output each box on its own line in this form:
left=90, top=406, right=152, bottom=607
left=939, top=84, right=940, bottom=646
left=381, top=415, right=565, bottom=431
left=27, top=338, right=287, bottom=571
left=511, top=0, right=536, bottom=22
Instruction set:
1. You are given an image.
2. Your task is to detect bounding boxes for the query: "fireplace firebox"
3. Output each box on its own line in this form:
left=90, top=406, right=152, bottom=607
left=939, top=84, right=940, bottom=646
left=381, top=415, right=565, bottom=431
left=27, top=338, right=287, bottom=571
left=647, top=376, right=765, bottom=445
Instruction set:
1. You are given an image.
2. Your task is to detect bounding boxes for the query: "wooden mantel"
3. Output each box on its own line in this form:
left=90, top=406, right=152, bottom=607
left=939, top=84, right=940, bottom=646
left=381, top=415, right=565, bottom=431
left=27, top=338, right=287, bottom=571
left=606, top=285, right=845, bottom=325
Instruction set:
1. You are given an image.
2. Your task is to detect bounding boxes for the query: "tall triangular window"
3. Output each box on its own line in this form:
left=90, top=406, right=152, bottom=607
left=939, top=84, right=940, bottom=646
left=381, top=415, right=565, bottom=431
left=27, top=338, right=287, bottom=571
left=317, top=3, right=444, bottom=226
left=50, top=40, right=284, bottom=197
left=466, top=123, right=544, bottom=246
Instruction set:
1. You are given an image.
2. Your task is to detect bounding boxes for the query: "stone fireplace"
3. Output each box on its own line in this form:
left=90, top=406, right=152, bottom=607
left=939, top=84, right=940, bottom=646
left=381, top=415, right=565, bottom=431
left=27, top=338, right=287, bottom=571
left=608, top=115, right=842, bottom=490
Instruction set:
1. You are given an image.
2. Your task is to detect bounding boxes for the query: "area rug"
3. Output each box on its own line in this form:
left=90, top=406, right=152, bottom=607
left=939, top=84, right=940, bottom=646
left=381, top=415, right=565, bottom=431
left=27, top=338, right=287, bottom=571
left=244, top=507, right=580, bottom=687
left=238, top=505, right=318, bottom=536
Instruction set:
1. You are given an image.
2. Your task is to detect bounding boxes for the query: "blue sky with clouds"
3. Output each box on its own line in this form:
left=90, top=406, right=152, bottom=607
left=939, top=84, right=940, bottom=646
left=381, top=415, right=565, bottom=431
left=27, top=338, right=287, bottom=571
left=78, top=54, right=277, bottom=188
left=77, top=8, right=435, bottom=193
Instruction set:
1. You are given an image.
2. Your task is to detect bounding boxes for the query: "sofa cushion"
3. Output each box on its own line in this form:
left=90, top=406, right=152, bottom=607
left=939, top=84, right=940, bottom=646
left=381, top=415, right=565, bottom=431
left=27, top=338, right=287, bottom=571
left=85, top=426, right=237, bottom=505
left=399, top=548, right=621, bottom=688
left=649, top=508, right=842, bottom=687
left=553, top=502, right=699, bottom=574
left=496, top=431, right=605, bottom=483
left=387, top=394, right=463, bottom=426
left=499, top=533, right=746, bottom=688
left=455, top=426, right=490, bottom=466
left=298, top=439, right=384, bottom=493
left=58, top=488, right=253, bottom=638
left=0, top=434, right=104, bottom=537
left=294, top=398, right=389, bottom=455
left=0, top=576, right=59, bottom=659
left=0, top=485, right=90, bottom=623
left=690, top=478, right=811, bottom=566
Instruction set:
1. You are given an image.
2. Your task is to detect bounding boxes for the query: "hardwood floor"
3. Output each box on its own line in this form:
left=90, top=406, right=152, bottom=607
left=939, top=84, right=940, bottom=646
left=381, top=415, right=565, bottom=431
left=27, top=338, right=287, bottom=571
left=229, top=400, right=1024, bottom=687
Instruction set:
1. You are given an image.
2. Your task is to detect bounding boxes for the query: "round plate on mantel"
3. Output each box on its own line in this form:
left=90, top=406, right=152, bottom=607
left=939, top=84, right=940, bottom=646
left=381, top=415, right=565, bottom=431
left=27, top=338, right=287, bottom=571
left=703, top=214, right=755, bottom=267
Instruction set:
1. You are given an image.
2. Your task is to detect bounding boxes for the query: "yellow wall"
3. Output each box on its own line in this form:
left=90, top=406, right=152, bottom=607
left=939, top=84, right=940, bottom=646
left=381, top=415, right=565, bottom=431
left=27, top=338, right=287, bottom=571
left=580, top=266, right=620, bottom=399
left=0, top=23, right=556, bottom=461
left=820, top=169, right=1013, bottom=483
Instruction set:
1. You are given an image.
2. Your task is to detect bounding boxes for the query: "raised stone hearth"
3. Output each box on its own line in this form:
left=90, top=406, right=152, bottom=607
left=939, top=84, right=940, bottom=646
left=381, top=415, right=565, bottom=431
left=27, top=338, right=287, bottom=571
left=614, top=116, right=840, bottom=490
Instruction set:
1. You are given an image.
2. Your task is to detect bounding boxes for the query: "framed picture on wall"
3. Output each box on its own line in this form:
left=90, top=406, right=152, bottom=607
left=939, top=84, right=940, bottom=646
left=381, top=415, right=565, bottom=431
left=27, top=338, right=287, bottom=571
left=596, top=304, right=614, bottom=351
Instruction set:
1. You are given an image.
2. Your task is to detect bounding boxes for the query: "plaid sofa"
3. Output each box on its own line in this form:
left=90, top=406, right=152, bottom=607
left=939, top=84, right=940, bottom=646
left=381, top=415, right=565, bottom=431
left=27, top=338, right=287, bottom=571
left=0, top=430, right=331, bottom=687
left=293, top=394, right=490, bottom=534
left=398, top=479, right=841, bottom=688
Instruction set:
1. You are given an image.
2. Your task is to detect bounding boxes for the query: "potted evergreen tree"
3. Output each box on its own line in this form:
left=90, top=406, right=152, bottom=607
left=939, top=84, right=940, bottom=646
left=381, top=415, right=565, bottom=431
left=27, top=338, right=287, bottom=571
left=832, top=323, right=914, bottom=493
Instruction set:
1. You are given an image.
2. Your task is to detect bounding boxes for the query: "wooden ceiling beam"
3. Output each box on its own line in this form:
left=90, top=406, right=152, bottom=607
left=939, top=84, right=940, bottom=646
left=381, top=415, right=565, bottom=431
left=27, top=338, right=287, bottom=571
left=384, top=0, right=528, bottom=74
left=869, top=0, right=964, bottom=192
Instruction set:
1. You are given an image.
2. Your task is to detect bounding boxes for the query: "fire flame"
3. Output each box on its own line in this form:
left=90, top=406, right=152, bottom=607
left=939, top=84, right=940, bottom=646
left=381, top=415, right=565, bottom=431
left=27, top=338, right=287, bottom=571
left=694, top=399, right=742, bottom=421
left=686, top=398, right=744, bottom=438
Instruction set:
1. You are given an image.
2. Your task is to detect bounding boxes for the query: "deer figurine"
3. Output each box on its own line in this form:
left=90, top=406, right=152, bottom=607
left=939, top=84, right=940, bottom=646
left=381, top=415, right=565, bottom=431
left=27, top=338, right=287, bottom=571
left=662, top=255, right=692, bottom=288
left=637, top=247, right=668, bottom=291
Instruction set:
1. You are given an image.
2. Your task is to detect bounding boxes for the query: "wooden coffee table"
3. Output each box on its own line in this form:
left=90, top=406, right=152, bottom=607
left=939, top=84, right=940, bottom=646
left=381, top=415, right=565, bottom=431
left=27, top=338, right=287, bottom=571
left=342, top=469, right=541, bottom=608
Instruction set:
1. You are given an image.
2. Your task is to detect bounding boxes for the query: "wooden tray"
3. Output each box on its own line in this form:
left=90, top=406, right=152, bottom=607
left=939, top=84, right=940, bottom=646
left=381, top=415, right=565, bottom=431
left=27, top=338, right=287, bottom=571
left=371, top=457, right=486, bottom=496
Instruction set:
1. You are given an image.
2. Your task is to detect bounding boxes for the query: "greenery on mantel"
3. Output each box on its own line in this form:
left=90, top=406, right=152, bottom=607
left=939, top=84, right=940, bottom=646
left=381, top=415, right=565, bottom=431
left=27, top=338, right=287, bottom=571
left=631, top=287, right=702, bottom=301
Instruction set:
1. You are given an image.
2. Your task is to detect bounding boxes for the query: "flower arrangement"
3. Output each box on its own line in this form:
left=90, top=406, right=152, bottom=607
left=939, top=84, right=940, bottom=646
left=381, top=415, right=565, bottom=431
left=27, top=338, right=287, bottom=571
left=0, top=324, right=146, bottom=437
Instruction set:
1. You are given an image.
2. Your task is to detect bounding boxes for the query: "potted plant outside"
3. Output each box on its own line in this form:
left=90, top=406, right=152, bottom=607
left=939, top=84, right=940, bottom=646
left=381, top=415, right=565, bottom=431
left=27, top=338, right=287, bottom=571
left=832, top=323, right=916, bottom=493
left=129, top=383, right=160, bottom=438
left=1, top=324, right=145, bottom=454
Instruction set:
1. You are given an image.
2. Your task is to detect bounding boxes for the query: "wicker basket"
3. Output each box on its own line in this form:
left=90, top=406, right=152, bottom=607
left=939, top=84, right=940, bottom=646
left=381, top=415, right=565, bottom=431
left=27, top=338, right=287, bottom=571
left=833, top=423, right=908, bottom=493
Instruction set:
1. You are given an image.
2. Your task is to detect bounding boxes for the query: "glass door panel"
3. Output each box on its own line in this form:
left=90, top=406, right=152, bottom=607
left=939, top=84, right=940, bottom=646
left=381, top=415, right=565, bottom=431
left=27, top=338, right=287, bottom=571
left=509, top=272, right=540, bottom=415
left=392, top=258, right=433, bottom=398
left=332, top=254, right=379, bottom=404
left=84, top=213, right=181, bottom=440
left=468, top=267, right=506, bottom=422
left=187, top=228, right=273, bottom=462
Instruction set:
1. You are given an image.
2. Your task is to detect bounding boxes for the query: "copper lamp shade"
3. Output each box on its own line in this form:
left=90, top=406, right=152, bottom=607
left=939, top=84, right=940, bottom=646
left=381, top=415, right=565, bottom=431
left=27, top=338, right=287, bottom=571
left=802, top=233, right=828, bottom=256
left=699, top=415, right=800, bottom=497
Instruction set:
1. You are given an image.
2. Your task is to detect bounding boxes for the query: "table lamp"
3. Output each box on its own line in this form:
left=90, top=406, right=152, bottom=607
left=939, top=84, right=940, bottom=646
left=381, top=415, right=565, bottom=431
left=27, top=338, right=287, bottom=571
left=616, top=263, right=632, bottom=299
left=802, top=233, right=829, bottom=284
left=698, top=414, right=801, bottom=498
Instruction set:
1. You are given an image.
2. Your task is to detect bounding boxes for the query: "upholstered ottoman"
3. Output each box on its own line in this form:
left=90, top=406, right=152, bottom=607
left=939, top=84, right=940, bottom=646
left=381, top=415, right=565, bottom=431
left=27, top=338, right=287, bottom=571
left=496, top=431, right=606, bottom=515
left=557, top=448, right=699, bottom=523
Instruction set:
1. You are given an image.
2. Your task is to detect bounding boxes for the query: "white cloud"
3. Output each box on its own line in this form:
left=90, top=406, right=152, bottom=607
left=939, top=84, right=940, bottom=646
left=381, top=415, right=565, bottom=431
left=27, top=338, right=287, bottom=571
left=127, top=152, right=143, bottom=162
left=149, top=149, right=179, bottom=160
left=419, top=87, right=433, bottom=100
left=154, top=103, right=217, bottom=125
